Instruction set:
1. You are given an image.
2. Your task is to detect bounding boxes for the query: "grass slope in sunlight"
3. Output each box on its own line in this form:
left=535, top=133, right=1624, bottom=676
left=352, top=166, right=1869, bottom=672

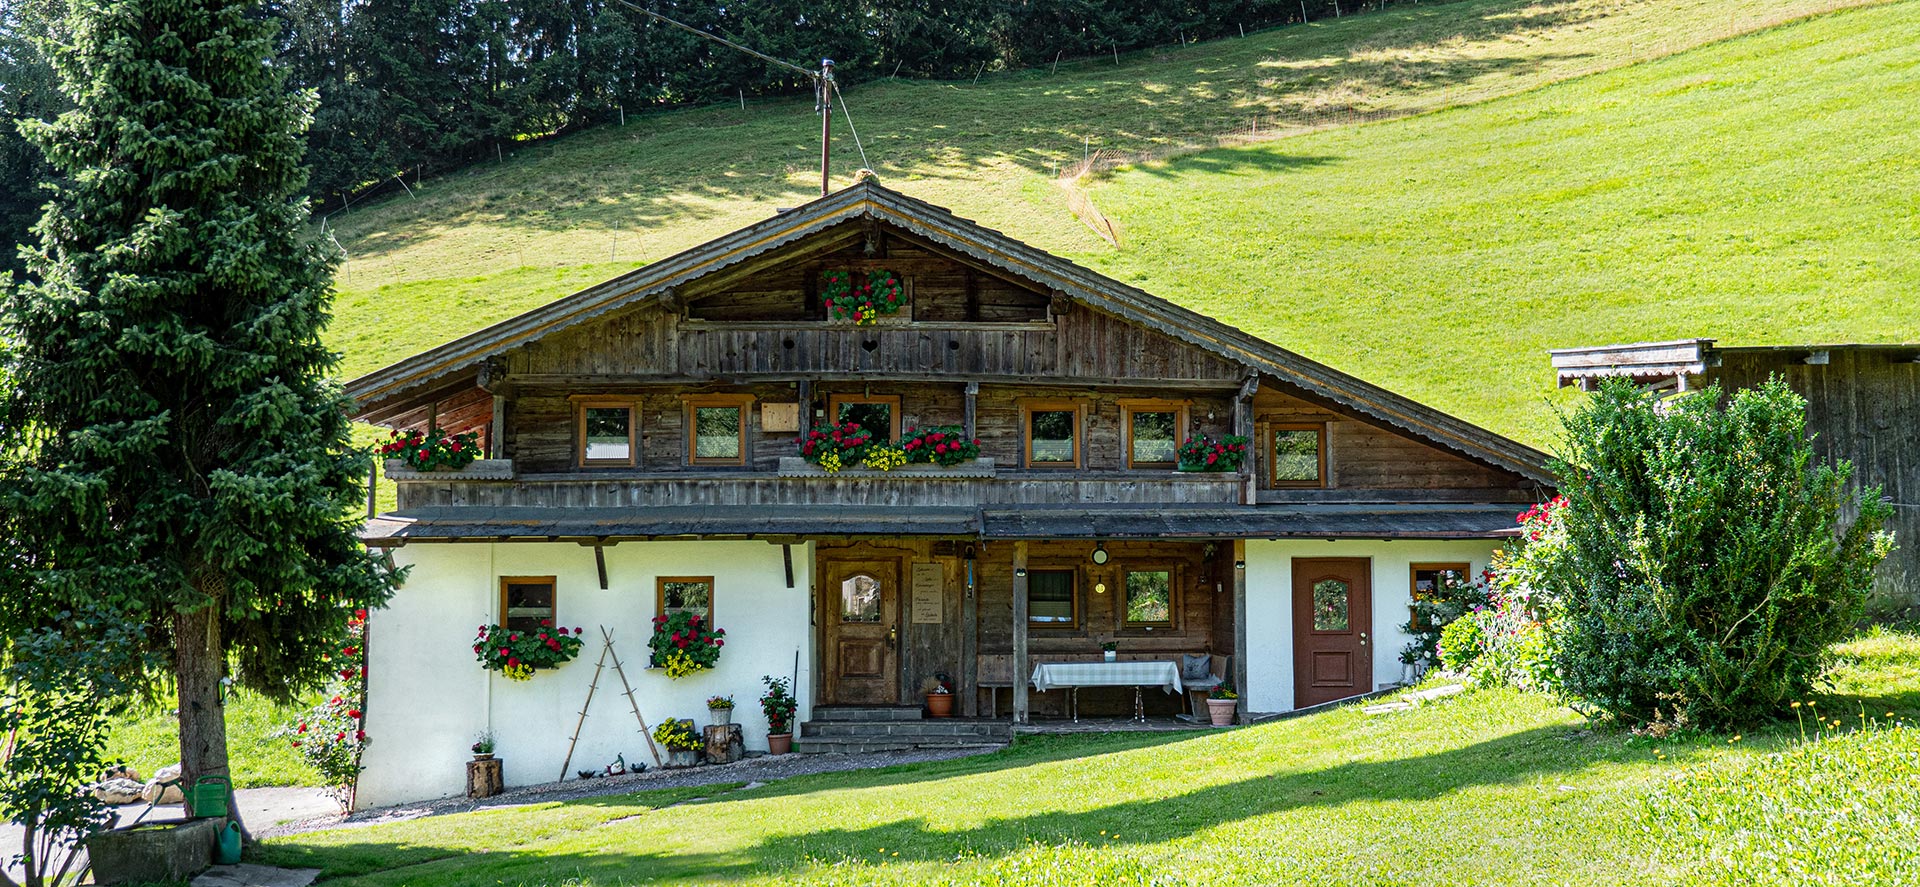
left=321, top=0, right=1879, bottom=388
left=103, top=690, right=321, bottom=788
left=257, top=632, right=1920, bottom=886
left=1084, top=0, right=1920, bottom=440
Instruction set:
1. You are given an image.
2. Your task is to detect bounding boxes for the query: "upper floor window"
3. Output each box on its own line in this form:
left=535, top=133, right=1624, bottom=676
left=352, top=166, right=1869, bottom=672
left=500, top=576, right=557, bottom=632
left=1119, top=399, right=1188, bottom=470
left=1026, top=568, right=1078, bottom=628
left=683, top=394, right=754, bottom=466
left=1270, top=424, right=1327, bottom=488
left=575, top=399, right=637, bottom=467
left=658, top=576, right=714, bottom=620
left=1022, top=400, right=1084, bottom=468
left=828, top=393, right=901, bottom=441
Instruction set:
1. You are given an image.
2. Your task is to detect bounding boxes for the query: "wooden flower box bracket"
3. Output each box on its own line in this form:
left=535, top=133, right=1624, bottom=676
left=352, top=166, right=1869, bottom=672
left=383, top=458, right=516, bottom=481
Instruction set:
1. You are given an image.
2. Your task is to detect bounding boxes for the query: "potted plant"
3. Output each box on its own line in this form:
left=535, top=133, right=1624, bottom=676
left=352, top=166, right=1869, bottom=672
left=1206, top=684, right=1239, bottom=727
left=1100, top=641, right=1118, bottom=663
left=761, top=675, right=797, bottom=754
left=470, top=731, right=496, bottom=761
left=473, top=621, right=585, bottom=681
left=921, top=676, right=954, bottom=718
left=646, top=612, right=725, bottom=678
left=707, top=694, right=735, bottom=727
left=653, top=719, right=702, bottom=767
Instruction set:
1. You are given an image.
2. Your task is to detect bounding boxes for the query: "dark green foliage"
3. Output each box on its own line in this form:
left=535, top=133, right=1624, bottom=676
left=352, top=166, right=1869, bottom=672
left=1543, top=378, right=1894, bottom=729
left=0, top=0, right=69, bottom=281
left=0, top=0, right=397, bottom=799
left=1402, top=570, right=1493, bottom=667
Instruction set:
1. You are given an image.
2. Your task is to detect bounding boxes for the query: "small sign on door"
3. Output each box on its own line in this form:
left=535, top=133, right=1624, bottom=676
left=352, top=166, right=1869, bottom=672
left=910, top=563, right=944, bottom=624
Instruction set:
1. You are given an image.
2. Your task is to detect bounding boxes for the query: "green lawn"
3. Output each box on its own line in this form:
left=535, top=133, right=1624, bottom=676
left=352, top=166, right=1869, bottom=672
left=103, top=690, right=321, bottom=789
left=319, top=0, right=1891, bottom=422
left=257, top=631, right=1920, bottom=885
left=1083, top=0, right=1920, bottom=440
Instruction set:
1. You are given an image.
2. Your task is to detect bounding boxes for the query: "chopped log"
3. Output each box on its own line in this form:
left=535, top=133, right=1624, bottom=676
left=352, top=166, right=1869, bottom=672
left=703, top=724, right=745, bottom=765
left=466, top=758, right=503, bottom=799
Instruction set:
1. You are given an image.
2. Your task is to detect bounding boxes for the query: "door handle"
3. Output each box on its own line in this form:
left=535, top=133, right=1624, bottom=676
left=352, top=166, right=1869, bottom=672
left=888, top=626, right=898, bottom=647
left=1359, top=631, right=1369, bottom=646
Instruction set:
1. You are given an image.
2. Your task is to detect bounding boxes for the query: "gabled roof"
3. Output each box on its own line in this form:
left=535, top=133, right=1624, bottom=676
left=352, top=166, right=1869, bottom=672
left=346, top=179, right=1554, bottom=485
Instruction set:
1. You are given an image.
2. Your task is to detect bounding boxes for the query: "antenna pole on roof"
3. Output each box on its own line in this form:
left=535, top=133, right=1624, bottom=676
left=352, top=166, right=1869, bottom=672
left=818, top=58, right=835, bottom=196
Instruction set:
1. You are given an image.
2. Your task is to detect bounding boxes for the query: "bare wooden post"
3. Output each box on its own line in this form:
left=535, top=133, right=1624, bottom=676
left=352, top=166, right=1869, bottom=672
left=1012, top=541, right=1030, bottom=724
left=963, top=381, right=979, bottom=441
left=1234, top=372, right=1259, bottom=504
left=960, top=547, right=979, bottom=717
left=1232, top=539, right=1250, bottom=724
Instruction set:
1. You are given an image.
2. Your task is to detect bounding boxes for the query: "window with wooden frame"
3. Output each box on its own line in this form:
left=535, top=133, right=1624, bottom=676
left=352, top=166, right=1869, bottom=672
left=1026, top=568, right=1078, bottom=628
left=1119, top=399, right=1188, bottom=469
left=1409, top=562, right=1470, bottom=631
left=657, top=576, right=714, bottom=620
left=1121, top=567, right=1175, bottom=628
left=573, top=398, right=637, bottom=467
left=683, top=394, right=754, bottom=466
left=1021, top=400, right=1085, bottom=468
left=499, top=576, right=557, bottom=633
left=827, top=393, right=901, bottom=442
left=1270, top=423, right=1328, bottom=487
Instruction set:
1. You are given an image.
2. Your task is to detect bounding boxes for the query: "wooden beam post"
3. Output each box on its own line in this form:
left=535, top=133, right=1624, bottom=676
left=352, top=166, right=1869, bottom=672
left=963, top=381, right=979, bottom=441
left=1232, top=539, right=1249, bottom=724
left=1012, top=541, right=1030, bottom=725
left=1234, top=373, right=1259, bottom=505
left=960, top=545, right=979, bottom=717
left=594, top=542, right=609, bottom=590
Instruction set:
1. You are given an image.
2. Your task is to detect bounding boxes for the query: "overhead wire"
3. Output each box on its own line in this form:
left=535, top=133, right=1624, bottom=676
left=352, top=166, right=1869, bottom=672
left=831, top=81, right=872, bottom=171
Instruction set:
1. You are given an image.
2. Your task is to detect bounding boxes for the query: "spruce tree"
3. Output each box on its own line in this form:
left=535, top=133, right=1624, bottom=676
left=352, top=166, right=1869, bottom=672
left=0, top=0, right=395, bottom=829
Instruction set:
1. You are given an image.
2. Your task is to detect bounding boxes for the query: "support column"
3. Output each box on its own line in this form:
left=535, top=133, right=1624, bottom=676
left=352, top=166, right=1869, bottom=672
left=1012, top=541, right=1030, bottom=724
left=963, top=381, right=979, bottom=441
left=1234, top=373, right=1259, bottom=505
left=961, top=546, right=979, bottom=717
left=1232, top=539, right=1250, bottom=724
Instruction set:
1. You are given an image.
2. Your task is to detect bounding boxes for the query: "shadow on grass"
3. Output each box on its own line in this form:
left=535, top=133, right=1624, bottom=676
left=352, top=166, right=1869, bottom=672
left=265, top=721, right=1614, bottom=885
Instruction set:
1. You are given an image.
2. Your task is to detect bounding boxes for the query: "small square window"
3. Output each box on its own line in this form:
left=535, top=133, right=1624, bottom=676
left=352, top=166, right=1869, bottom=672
left=1120, top=400, right=1188, bottom=469
left=1023, top=402, right=1083, bottom=468
left=684, top=395, right=753, bottom=466
left=1271, top=425, right=1326, bottom=487
left=1027, top=569, right=1077, bottom=627
left=500, top=577, right=556, bottom=633
left=828, top=394, right=901, bottom=441
left=1410, top=562, right=1469, bottom=631
left=1123, top=570, right=1173, bottom=627
left=575, top=400, right=635, bottom=467
left=658, top=577, right=714, bottom=620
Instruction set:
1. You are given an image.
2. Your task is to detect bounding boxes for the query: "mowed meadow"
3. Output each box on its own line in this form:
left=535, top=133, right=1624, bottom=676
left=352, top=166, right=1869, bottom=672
left=324, top=0, right=1914, bottom=444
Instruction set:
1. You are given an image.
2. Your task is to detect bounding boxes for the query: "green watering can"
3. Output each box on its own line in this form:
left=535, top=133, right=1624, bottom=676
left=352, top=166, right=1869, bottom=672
left=216, top=820, right=243, bottom=865
left=188, top=775, right=232, bottom=818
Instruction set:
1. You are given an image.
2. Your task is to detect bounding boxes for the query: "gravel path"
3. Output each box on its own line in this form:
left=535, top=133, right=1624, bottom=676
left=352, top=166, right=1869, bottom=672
left=261, top=747, right=997, bottom=839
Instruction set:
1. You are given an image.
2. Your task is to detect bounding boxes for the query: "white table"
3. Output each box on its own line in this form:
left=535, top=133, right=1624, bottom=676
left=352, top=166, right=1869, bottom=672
left=1029, top=661, right=1184, bottom=722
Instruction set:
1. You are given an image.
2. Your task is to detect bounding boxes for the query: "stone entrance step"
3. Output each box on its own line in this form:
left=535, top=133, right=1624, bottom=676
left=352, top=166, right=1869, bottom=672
left=809, top=705, right=926, bottom=722
left=795, top=715, right=1012, bottom=754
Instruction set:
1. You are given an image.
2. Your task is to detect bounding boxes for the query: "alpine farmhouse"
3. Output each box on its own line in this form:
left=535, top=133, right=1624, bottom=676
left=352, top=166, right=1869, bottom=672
left=345, top=181, right=1555, bottom=806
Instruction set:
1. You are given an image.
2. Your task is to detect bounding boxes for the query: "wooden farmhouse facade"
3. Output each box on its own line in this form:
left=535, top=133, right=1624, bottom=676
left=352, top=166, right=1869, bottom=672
left=348, top=181, right=1554, bottom=806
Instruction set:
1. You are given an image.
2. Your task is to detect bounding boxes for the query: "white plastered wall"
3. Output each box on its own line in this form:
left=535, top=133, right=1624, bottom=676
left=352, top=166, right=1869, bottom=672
left=1242, top=539, right=1503, bottom=714
left=357, top=539, right=814, bottom=808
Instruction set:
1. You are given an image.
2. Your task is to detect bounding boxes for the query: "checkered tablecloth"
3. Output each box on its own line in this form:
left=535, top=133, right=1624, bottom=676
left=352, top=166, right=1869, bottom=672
left=1030, top=661, right=1184, bottom=694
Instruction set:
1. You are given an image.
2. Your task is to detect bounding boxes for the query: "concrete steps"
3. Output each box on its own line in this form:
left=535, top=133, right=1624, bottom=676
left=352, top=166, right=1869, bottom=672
left=797, top=706, right=1011, bottom=754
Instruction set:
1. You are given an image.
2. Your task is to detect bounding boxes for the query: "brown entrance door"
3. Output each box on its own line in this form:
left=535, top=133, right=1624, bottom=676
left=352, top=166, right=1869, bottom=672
left=821, top=558, right=900, bottom=704
left=1292, top=557, right=1373, bottom=708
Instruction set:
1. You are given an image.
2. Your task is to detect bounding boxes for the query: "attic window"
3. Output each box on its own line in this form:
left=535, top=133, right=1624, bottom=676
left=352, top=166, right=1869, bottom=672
left=1270, top=424, right=1327, bottom=488
left=684, top=394, right=755, bottom=466
left=574, top=399, right=636, bottom=467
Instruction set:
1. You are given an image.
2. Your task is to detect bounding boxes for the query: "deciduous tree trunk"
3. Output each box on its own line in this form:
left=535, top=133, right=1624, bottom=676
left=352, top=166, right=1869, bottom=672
left=174, top=598, right=243, bottom=837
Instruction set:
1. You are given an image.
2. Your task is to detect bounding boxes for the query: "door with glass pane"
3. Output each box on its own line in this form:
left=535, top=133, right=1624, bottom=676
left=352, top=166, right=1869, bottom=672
left=1291, top=558, right=1372, bottom=708
left=821, top=559, right=899, bottom=704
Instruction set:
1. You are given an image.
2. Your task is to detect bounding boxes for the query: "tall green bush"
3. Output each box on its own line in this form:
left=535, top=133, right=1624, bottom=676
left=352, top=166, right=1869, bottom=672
left=1541, top=378, right=1893, bottom=729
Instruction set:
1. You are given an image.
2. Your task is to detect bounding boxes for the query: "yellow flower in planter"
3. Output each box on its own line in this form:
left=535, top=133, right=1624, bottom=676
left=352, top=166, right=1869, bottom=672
left=819, top=451, right=843, bottom=474
left=503, top=662, right=534, bottom=681
left=864, top=445, right=907, bottom=472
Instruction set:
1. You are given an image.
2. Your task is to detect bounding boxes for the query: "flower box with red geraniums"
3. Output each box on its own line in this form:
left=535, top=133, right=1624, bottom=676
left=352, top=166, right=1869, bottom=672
left=1176, top=434, right=1250, bottom=473
left=474, top=621, right=585, bottom=681
left=381, top=427, right=481, bottom=471
left=647, top=611, right=725, bottom=678
left=820, top=269, right=907, bottom=326
left=900, top=426, right=982, bottom=468
left=795, top=421, right=875, bottom=473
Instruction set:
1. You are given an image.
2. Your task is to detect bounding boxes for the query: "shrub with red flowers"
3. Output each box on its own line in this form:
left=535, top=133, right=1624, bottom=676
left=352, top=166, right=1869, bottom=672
left=1176, top=434, right=1249, bottom=472
left=900, top=426, right=982, bottom=467
left=795, top=421, right=874, bottom=471
left=380, top=426, right=482, bottom=471
left=275, top=608, right=372, bottom=811
left=1516, top=495, right=1568, bottom=542
left=821, top=268, right=906, bottom=325
left=648, top=611, right=725, bottom=678
left=473, top=620, right=586, bottom=681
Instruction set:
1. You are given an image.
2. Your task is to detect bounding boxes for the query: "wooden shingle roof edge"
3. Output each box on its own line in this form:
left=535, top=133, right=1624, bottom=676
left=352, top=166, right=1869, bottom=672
left=344, top=179, right=1555, bottom=485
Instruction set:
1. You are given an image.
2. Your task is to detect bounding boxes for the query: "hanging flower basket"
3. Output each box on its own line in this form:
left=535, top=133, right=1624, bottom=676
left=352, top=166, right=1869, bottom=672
left=473, top=621, right=585, bottom=681
left=821, top=269, right=906, bottom=325
left=648, top=611, right=725, bottom=678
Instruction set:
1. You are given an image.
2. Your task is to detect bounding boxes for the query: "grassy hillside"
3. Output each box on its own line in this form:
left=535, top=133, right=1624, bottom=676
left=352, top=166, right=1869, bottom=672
left=1083, top=0, right=1920, bottom=439
left=259, top=632, right=1920, bottom=884
left=324, top=0, right=1887, bottom=430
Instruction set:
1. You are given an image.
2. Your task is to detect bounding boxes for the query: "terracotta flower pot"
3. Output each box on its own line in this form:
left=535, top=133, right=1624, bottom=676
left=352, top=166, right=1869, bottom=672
left=926, top=692, right=954, bottom=718
left=1206, top=698, right=1237, bottom=727
left=767, top=732, right=793, bottom=755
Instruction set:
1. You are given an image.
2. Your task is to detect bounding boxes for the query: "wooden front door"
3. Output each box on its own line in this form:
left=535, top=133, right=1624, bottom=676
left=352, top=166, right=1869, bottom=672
left=1292, top=558, right=1373, bottom=708
left=822, top=558, right=900, bottom=704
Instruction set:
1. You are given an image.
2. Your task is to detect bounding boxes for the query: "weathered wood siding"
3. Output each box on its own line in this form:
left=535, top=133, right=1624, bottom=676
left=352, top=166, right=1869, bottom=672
left=1252, top=388, right=1534, bottom=495
left=1709, top=349, right=1920, bottom=607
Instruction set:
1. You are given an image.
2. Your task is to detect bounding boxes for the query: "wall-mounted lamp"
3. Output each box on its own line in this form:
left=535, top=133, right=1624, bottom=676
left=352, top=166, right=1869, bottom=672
left=1234, top=560, right=1246, bottom=571
left=1094, top=582, right=1108, bottom=595
left=1014, top=567, right=1027, bottom=578
left=1091, top=541, right=1109, bottom=565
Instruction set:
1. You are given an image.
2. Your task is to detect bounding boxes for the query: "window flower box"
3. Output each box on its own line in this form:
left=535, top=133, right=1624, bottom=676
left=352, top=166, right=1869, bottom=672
left=777, top=456, right=995, bottom=478
left=383, top=458, right=515, bottom=481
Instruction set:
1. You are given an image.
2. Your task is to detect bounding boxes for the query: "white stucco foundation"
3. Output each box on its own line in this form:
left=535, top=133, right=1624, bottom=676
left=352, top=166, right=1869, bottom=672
left=1242, top=539, right=1503, bottom=714
left=357, top=540, right=814, bottom=809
